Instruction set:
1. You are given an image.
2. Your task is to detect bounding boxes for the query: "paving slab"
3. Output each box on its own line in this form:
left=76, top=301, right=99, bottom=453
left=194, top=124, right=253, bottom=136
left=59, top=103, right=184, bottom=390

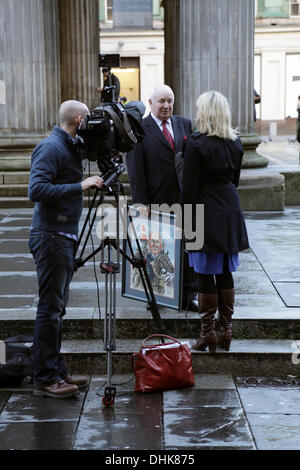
left=235, top=374, right=300, bottom=451
left=163, top=407, right=254, bottom=450
left=0, top=422, right=78, bottom=450
left=273, top=282, right=300, bottom=307
left=0, top=254, right=35, bottom=272
left=0, top=391, right=85, bottom=423
left=75, top=378, right=163, bottom=450
left=245, top=414, right=300, bottom=450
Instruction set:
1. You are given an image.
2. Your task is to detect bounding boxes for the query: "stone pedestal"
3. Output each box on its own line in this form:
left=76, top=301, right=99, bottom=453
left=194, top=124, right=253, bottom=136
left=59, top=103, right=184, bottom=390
left=241, top=134, right=268, bottom=168
left=164, top=0, right=267, bottom=169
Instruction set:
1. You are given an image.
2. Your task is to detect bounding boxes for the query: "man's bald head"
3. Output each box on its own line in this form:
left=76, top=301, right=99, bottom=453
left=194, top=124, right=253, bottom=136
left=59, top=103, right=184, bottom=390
left=149, top=84, right=174, bottom=121
left=149, top=84, right=174, bottom=103
left=59, top=100, right=89, bottom=127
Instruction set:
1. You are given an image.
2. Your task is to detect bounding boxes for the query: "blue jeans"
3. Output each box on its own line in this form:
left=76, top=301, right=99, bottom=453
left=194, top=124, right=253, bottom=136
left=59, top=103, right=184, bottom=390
left=29, top=230, right=76, bottom=385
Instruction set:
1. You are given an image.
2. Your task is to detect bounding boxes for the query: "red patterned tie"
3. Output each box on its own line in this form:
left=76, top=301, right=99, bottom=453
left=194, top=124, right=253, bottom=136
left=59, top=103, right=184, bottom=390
left=162, top=120, right=175, bottom=152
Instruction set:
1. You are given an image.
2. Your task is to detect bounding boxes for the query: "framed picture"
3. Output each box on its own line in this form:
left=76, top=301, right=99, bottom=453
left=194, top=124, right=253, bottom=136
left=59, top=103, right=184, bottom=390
left=122, top=208, right=183, bottom=310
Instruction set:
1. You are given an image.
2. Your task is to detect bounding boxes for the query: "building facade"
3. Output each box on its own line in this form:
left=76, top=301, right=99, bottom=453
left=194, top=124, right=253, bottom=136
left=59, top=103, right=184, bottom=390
left=99, top=0, right=300, bottom=130
left=99, top=0, right=164, bottom=113
left=255, top=0, right=300, bottom=126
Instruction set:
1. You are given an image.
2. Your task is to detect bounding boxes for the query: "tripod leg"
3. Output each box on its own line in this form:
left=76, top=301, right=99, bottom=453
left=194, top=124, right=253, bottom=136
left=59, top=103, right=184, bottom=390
left=102, top=246, right=117, bottom=407
left=140, top=264, right=165, bottom=333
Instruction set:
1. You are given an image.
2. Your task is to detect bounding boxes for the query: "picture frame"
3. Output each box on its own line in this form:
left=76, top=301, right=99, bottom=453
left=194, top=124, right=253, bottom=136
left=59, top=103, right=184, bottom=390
left=122, top=208, right=183, bottom=310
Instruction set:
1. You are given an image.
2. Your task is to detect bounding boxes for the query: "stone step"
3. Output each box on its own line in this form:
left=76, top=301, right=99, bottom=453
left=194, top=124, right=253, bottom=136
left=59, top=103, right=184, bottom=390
left=0, top=194, right=132, bottom=208
left=61, top=338, right=300, bottom=376
left=0, top=182, right=132, bottom=198
left=1, top=169, right=299, bottom=211
left=0, top=197, right=34, bottom=208
left=0, top=172, right=30, bottom=185
left=0, top=170, right=130, bottom=183
left=1, top=306, right=300, bottom=340
left=0, top=171, right=130, bottom=186
left=0, top=185, right=29, bottom=197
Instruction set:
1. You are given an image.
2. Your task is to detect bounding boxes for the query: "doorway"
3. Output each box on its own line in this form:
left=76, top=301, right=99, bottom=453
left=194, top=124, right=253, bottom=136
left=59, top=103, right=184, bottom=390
left=111, top=57, right=140, bottom=103
left=286, top=54, right=300, bottom=118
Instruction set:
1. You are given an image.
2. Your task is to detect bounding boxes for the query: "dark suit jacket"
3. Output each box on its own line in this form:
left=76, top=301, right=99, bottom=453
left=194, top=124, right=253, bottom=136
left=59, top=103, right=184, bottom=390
left=126, top=114, right=192, bottom=206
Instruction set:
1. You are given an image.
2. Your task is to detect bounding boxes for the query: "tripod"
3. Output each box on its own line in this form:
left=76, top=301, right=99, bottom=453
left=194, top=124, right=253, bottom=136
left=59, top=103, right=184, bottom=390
left=73, top=161, right=165, bottom=407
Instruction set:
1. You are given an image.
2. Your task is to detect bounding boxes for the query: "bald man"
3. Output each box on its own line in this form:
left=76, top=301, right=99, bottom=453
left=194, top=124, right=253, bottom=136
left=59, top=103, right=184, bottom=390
left=126, top=85, right=198, bottom=311
left=127, top=85, right=192, bottom=206
left=28, top=100, right=103, bottom=398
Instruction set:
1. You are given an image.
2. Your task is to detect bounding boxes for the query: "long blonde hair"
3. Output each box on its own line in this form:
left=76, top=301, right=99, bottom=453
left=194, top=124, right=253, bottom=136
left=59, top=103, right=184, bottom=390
left=196, top=91, right=239, bottom=141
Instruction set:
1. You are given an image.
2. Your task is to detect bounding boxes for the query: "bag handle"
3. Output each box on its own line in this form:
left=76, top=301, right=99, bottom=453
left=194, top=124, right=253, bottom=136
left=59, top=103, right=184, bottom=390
left=141, top=334, right=183, bottom=349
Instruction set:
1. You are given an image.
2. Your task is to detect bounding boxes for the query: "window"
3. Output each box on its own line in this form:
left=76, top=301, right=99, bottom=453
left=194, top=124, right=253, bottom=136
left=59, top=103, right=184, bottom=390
left=99, top=0, right=113, bottom=23
left=107, top=0, right=113, bottom=21
left=290, top=0, right=300, bottom=16
left=256, top=0, right=289, bottom=18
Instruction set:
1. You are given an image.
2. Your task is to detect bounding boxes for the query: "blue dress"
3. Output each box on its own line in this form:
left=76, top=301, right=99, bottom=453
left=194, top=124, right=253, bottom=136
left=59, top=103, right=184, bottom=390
left=188, top=252, right=239, bottom=275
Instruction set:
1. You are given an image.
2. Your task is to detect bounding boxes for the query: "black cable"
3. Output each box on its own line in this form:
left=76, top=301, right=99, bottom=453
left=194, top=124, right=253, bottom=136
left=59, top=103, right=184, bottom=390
left=86, top=161, right=102, bottom=322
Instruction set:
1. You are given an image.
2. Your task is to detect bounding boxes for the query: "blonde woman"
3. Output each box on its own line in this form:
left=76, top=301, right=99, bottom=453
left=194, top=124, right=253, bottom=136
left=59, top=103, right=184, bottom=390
left=181, top=91, right=249, bottom=353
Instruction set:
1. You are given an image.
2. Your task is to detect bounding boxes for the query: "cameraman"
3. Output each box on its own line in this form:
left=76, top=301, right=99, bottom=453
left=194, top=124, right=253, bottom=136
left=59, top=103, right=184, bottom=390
left=97, top=66, right=120, bottom=102
left=28, top=100, right=103, bottom=399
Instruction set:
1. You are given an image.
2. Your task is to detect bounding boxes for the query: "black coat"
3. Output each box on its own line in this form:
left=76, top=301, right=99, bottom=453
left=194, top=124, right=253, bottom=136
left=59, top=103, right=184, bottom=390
left=180, top=133, right=249, bottom=254
left=102, top=73, right=120, bottom=102
left=126, top=114, right=192, bottom=206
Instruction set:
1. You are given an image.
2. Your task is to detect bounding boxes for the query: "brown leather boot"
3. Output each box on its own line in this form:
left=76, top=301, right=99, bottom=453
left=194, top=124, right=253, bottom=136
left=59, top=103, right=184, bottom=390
left=217, top=288, right=235, bottom=351
left=193, top=293, right=218, bottom=353
left=63, top=374, right=88, bottom=390
left=33, top=380, right=79, bottom=398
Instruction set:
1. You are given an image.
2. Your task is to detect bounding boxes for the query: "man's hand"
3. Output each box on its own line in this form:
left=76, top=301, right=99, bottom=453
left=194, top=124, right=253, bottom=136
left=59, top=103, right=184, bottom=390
left=81, top=175, right=104, bottom=191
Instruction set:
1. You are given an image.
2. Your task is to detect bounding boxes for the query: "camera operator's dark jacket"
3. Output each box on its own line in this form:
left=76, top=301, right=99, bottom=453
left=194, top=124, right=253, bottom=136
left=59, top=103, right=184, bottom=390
left=126, top=114, right=192, bottom=206
left=28, top=125, right=83, bottom=235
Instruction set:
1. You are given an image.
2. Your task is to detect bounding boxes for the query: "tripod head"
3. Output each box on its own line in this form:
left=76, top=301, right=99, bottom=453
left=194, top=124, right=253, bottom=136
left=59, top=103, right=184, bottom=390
left=99, top=155, right=126, bottom=191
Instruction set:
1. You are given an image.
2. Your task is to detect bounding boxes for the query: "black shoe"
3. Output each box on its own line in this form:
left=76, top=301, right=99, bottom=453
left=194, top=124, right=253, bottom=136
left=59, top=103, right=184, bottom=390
left=182, top=292, right=198, bottom=312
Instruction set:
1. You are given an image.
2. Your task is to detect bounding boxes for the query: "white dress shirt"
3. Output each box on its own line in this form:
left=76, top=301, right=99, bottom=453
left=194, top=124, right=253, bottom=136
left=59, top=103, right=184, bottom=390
left=150, top=112, right=174, bottom=140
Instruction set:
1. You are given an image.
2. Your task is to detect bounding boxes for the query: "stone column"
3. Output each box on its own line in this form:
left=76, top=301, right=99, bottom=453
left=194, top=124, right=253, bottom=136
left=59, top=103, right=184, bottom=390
left=0, top=0, right=60, bottom=170
left=164, top=0, right=267, bottom=168
left=0, top=0, right=100, bottom=173
left=58, top=0, right=100, bottom=111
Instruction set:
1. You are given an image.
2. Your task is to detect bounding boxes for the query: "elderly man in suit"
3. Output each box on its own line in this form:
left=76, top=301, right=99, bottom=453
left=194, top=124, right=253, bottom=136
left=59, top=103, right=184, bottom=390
left=126, top=84, right=198, bottom=310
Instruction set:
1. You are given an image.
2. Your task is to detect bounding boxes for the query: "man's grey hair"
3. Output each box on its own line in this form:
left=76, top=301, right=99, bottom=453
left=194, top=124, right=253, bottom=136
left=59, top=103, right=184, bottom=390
left=149, top=84, right=175, bottom=102
left=59, top=100, right=89, bottom=126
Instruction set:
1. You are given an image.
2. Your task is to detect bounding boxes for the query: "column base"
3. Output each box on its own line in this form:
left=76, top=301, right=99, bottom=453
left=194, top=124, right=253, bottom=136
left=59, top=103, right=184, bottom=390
left=240, top=133, right=269, bottom=169
left=0, top=134, right=46, bottom=171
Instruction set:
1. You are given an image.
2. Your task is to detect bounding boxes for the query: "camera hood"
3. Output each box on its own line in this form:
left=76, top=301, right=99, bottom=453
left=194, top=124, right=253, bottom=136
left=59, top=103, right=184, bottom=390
left=123, top=100, right=146, bottom=143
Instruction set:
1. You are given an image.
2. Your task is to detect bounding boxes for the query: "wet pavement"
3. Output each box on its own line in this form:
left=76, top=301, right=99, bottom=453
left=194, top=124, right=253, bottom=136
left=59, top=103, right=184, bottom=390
left=3, top=373, right=300, bottom=451
left=1, top=138, right=300, bottom=453
left=2, top=207, right=300, bottom=452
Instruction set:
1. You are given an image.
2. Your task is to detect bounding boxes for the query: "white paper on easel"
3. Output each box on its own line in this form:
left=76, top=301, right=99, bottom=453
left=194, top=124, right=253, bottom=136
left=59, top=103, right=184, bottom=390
left=0, top=341, right=6, bottom=364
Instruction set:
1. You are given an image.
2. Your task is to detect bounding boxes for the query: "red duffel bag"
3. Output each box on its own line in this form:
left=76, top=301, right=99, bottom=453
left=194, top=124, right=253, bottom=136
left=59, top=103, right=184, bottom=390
left=132, top=334, right=195, bottom=393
